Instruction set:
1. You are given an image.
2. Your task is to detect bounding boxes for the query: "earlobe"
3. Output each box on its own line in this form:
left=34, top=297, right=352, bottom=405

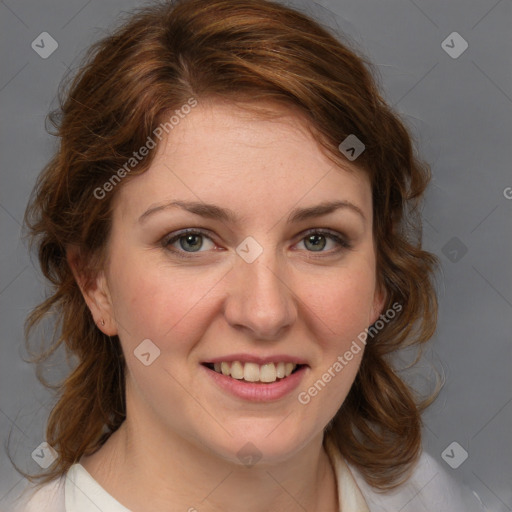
left=88, top=271, right=118, bottom=335
left=369, top=284, right=387, bottom=325
left=66, top=247, right=117, bottom=336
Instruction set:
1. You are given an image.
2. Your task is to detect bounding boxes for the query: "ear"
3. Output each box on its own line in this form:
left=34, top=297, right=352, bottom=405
left=369, top=282, right=387, bottom=326
left=66, top=246, right=118, bottom=336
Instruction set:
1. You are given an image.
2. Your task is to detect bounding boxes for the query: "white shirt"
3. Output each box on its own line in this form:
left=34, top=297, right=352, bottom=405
left=14, top=442, right=488, bottom=512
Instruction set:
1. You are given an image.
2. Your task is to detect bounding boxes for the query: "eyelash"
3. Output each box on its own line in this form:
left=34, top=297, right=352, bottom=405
left=161, top=228, right=352, bottom=259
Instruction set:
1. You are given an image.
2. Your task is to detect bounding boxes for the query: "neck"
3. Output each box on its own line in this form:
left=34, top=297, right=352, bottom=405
left=81, top=413, right=338, bottom=512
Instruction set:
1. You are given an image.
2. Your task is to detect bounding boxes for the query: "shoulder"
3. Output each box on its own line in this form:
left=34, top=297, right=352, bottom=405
left=14, top=476, right=65, bottom=512
left=348, top=451, right=488, bottom=512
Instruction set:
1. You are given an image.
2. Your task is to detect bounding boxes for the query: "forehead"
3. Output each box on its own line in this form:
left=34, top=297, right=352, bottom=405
left=114, top=101, right=372, bottom=223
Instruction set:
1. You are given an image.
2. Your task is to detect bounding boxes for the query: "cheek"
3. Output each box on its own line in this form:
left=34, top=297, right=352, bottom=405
left=295, top=269, right=374, bottom=420
left=107, top=254, right=225, bottom=348
left=298, top=265, right=377, bottom=345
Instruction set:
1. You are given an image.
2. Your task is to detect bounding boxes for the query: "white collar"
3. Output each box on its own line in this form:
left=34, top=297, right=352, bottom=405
left=64, top=442, right=368, bottom=512
left=324, top=436, right=370, bottom=511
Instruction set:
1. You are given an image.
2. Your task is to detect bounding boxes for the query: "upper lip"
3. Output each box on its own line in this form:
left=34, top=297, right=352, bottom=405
left=203, top=353, right=309, bottom=366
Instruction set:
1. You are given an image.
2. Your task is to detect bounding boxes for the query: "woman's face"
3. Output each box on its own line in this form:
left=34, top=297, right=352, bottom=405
left=94, top=101, right=384, bottom=464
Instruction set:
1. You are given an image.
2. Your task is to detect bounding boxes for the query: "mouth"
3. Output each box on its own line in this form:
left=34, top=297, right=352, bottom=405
left=201, top=361, right=307, bottom=384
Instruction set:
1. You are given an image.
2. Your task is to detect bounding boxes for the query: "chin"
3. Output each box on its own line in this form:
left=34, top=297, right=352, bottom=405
left=203, top=423, right=315, bottom=467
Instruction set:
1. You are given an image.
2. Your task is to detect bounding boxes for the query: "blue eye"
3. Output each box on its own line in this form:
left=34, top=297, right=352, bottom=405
left=303, top=233, right=328, bottom=251
left=298, top=230, right=351, bottom=253
left=177, top=233, right=204, bottom=252
left=161, top=228, right=351, bottom=259
left=163, top=229, right=216, bottom=255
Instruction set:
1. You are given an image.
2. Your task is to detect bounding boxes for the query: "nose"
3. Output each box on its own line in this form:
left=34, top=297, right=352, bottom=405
left=223, top=250, right=297, bottom=341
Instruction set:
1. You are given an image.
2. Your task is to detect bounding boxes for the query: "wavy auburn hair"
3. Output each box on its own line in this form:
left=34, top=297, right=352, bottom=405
left=21, top=0, right=438, bottom=491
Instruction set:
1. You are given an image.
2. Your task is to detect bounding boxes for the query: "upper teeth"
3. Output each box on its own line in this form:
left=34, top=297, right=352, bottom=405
left=212, top=361, right=297, bottom=383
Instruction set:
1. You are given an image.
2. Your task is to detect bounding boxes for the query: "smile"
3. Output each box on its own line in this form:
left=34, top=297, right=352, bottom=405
left=201, top=361, right=308, bottom=402
left=203, top=361, right=304, bottom=384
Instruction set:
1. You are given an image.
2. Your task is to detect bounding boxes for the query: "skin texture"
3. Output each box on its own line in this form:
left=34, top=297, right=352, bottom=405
left=75, top=100, right=385, bottom=512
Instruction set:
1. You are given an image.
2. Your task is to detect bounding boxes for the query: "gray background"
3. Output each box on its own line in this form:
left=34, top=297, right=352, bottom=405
left=0, top=0, right=511, bottom=510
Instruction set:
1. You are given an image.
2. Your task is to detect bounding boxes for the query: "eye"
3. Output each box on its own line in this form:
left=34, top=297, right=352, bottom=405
left=163, top=229, right=216, bottom=255
left=296, top=230, right=351, bottom=253
left=161, top=228, right=351, bottom=259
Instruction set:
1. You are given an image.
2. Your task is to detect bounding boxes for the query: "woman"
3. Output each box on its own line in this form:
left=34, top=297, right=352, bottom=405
left=15, top=0, right=486, bottom=510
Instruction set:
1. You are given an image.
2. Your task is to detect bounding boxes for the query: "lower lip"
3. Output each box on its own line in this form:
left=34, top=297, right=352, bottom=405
left=201, top=364, right=308, bottom=402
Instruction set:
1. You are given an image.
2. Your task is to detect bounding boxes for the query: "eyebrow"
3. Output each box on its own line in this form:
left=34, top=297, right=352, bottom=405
left=138, top=200, right=237, bottom=224
left=287, top=200, right=365, bottom=223
left=137, top=199, right=366, bottom=224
